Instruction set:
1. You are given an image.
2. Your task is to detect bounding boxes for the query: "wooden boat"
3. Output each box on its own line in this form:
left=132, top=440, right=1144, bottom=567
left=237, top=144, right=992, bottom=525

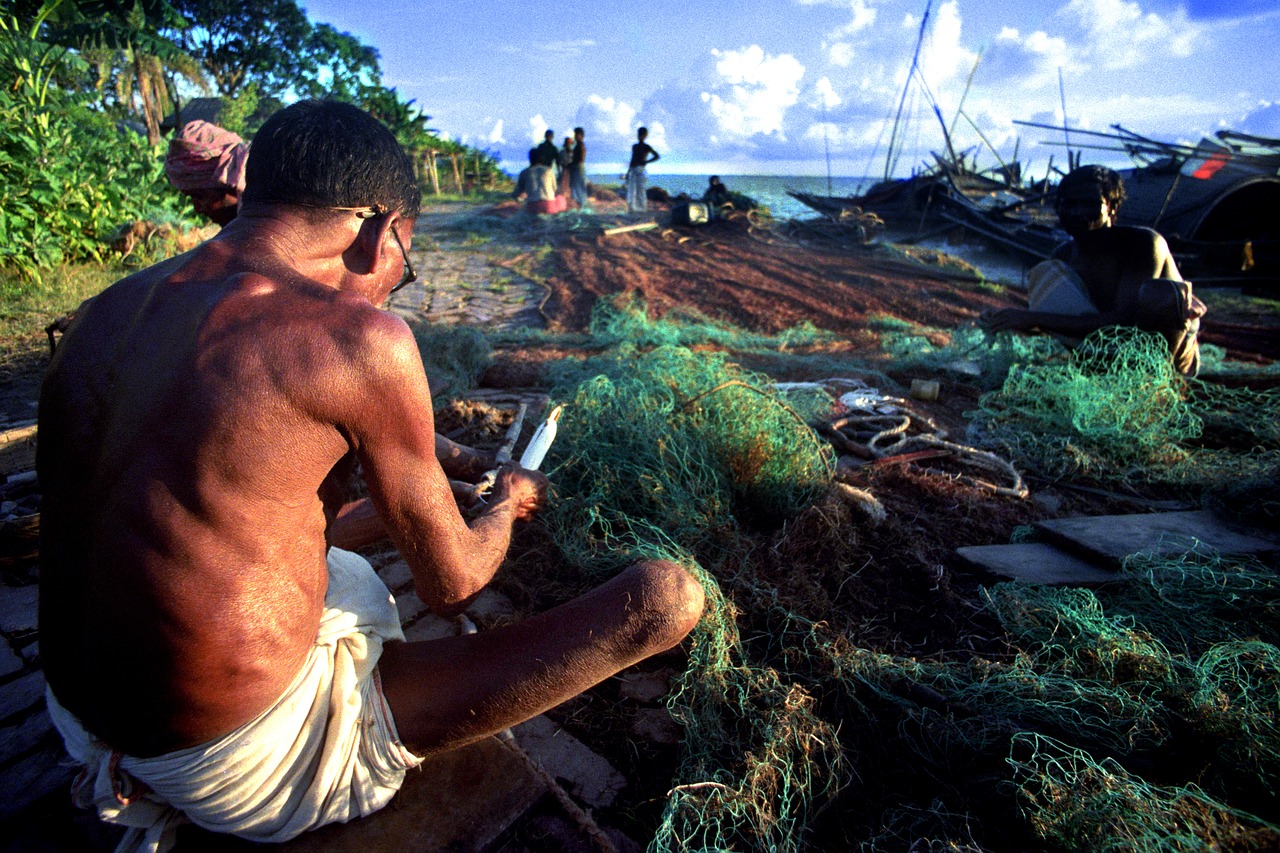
left=1017, top=121, right=1280, bottom=291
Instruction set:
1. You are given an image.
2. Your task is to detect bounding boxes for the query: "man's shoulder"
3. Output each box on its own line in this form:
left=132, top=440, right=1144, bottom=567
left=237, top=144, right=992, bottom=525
left=1107, top=224, right=1166, bottom=246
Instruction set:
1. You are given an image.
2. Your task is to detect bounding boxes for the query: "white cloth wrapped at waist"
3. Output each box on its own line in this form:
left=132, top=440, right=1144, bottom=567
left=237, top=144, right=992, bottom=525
left=1027, top=259, right=1098, bottom=315
left=46, top=547, right=422, bottom=853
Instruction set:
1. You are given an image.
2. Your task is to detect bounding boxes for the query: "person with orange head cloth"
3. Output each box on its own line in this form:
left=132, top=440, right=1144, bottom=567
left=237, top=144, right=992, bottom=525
left=164, top=120, right=249, bottom=226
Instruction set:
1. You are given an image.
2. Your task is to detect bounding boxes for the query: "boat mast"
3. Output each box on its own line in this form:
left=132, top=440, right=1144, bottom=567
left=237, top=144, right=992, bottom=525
left=885, top=0, right=933, bottom=182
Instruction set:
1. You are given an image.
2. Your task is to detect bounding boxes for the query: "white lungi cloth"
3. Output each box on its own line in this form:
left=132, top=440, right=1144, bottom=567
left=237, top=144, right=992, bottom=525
left=626, top=166, right=647, bottom=213
left=47, top=547, right=422, bottom=853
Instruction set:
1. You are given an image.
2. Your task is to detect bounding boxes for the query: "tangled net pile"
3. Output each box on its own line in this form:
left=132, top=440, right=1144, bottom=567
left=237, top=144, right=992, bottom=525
left=504, top=302, right=1280, bottom=850
left=543, top=344, right=844, bottom=851
left=970, top=326, right=1280, bottom=493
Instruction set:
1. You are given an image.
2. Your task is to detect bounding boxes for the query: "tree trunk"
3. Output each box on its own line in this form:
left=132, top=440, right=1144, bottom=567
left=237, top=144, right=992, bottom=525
left=450, top=153, right=463, bottom=194
left=133, top=47, right=162, bottom=146
left=427, top=152, right=440, bottom=195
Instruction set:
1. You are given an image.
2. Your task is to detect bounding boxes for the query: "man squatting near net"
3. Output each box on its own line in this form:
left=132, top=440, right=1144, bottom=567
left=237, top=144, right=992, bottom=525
left=38, top=100, right=705, bottom=851
left=164, top=120, right=250, bottom=227
left=981, top=164, right=1205, bottom=376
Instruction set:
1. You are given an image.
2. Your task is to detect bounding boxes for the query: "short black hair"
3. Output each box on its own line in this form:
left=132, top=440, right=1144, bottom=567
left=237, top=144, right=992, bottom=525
left=243, top=100, right=420, bottom=218
left=574, top=126, right=584, bottom=136
left=544, top=129, right=555, bottom=139
left=1057, top=164, right=1126, bottom=213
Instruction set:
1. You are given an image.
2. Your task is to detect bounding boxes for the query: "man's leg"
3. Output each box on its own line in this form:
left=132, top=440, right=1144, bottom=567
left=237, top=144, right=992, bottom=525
left=1136, top=278, right=1203, bottom=376
left=376, top=560, right=704, bottom=757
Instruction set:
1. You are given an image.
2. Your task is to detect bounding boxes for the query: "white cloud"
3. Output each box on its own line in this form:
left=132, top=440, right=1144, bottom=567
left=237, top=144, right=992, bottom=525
left=701, top=45, right=805, bottom=138
left=1235, top=101, right=1280, bottom=137
left=827, top=42, right=855, bottom=66
left=1057, top=0, right=1201, bottom=69
left=918, top=1, right=978, bottom=88
left=832, top=0, right=878, bottom=36
left=815, top=76, right=842, bottom=109
left=984, top=25, right=1073, bottom=89
left=536, top=39, right=597, bottom=56
left=644, top=120, right=669, bottom=152
left=578, top=94, right=639, bottom=139
left=528, top=114, right=549, bottom=143
left=486, top=119, right=505, bottom=145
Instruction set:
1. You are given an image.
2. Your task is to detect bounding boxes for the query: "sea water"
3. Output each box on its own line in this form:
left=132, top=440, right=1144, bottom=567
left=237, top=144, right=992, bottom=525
left=588, top=173, right=873, bottom=220
left=588, top=173, right=1035, bottom=285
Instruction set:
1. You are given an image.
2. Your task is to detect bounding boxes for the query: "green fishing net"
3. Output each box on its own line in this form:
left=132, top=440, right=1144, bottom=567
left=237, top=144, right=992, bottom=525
left=879, top=323, right=1068, bottom=389
left=1010, top=733, right=1280, bottom=852
left=537, top=343, right=841, bottom=851
left=421, top=292, right=1280, bottom=849
left=970, top=326, right=1280, bottom=488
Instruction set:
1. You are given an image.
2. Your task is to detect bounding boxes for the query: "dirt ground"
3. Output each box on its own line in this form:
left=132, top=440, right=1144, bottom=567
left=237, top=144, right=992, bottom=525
left=539, top=211, right=1280, bottom=363
left=4, top=199, right=1278, bottom=851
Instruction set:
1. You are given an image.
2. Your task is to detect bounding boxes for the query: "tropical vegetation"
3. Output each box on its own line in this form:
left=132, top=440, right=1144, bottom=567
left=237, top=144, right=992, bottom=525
left=0, top=0, right=504, bottom=288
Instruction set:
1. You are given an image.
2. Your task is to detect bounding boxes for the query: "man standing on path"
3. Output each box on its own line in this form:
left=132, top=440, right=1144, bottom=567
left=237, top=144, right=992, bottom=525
left=981, top=164, right=1205, bottom=375
left=569, top=127, right=588, bottom=207
left=626, top=127, right=660, bottom=214
left=39, top=100, right=704, bottom=849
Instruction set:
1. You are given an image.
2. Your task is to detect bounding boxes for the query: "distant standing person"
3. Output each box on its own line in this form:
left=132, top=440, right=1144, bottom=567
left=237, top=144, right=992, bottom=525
left=570, top=127, right=587, bottom=207
left=536, top=129, right=560, bottom=172
left=557, top=136, right=574, bottom=199
left=626, top=127, right=660, bottom=214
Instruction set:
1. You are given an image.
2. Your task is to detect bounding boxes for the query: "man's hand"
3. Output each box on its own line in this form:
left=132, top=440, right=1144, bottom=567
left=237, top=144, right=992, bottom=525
left=492, top=465, right=548, bottom=521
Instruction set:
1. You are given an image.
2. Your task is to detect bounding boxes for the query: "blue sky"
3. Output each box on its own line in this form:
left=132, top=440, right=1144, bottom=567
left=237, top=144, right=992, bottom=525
left=300, top=0, right=1280, bottom=177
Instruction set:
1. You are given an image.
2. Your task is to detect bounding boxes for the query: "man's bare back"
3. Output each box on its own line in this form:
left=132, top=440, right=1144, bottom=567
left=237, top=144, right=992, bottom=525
left=39, top=228, right=435, bottom=755
left=39, top=103, right=702, bottom=844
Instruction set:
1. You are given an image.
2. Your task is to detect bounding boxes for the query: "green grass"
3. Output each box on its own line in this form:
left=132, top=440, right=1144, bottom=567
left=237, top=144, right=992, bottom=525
left=0, top=263, right=123, bottom=367
left=1199, top=287, right=1280, bottom=317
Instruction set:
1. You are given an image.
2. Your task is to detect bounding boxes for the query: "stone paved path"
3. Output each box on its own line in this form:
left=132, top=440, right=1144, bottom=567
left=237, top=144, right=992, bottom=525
left=388, top=203, right=547, bottom=332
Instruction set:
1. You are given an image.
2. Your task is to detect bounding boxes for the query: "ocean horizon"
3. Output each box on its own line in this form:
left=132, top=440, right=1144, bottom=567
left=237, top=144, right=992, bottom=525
left=586, top=173, right=878, bottom=221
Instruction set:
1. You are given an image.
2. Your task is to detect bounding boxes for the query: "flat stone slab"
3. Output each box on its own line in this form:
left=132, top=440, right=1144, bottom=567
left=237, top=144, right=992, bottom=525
left=513, top=714, right=626, bottom=809
left=281, top=734, right=547, bottom=853
left=956, top=543, right=1118, bottom=585
left=1034, top=510, right=1280, bottom=567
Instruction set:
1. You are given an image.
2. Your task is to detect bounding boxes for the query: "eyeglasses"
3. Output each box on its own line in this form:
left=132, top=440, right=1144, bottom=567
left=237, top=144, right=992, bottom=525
left=388, top=226, right=417, bottom=294
left=348, top=204, right=416, bottom=293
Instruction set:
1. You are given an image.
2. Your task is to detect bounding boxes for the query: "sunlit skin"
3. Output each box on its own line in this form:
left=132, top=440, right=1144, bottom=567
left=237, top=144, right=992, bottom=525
left=980, top=183, right=1181, bottom=337
left=39, top=200, right=704, bottom=761
left=184, top=187, right=240, bottom=226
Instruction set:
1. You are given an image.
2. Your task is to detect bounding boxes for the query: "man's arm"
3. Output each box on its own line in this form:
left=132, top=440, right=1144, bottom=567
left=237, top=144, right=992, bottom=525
left=981, top=308, right=1113, bottom=336
left=646, top=145, right=660, bottom=165
left=326, top=311, right=545, bottom=615
left=436, top=434, right=495, bottom=483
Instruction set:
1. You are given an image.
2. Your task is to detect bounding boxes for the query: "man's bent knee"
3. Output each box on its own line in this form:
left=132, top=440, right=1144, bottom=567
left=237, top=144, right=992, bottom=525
left=623, top=559, right=705, bottom=652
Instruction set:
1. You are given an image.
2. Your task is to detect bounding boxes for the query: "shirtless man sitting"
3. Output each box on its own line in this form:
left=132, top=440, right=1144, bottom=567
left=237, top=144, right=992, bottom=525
left=981, top=164, right=1204, bottom=375
left=38, top=100, right=704, bottom=848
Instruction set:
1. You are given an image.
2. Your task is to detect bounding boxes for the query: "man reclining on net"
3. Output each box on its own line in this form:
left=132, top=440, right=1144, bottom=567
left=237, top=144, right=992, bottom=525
left=981, top=164, right=1205, bottom=376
